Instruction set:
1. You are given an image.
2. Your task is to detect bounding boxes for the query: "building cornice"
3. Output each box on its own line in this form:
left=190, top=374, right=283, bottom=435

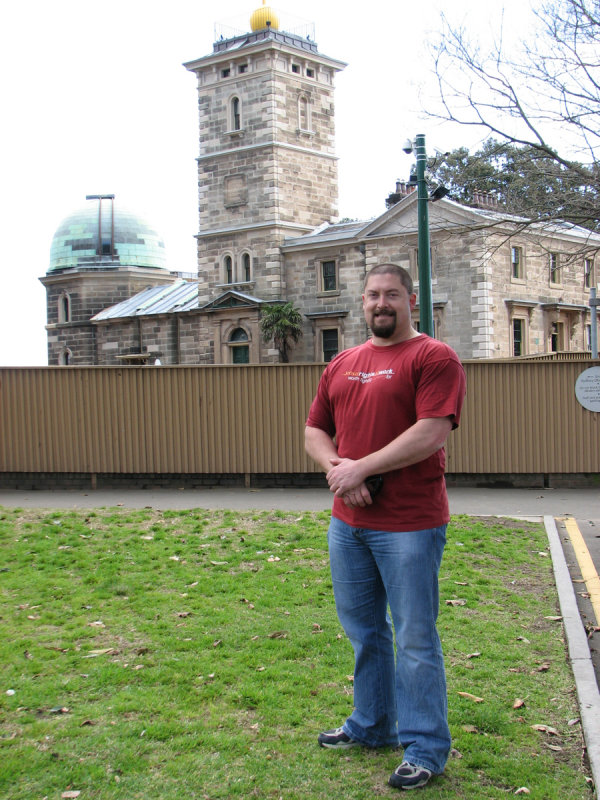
left=184, top=35, right=346, bottom=74
left=540, top=301, right=589, bottom=312
left=304, top=310, right=349, bottom=319
left=505, top=299, right=539, bottom=308
left=39, top=268, right=175, bottom=286
left=195, top=220, right=314, bottom=239
left=196, top=140, right=338, bottom=163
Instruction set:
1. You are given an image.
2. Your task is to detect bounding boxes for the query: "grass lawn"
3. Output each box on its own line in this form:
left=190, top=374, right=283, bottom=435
left=0, top=507, right=593, bottom=799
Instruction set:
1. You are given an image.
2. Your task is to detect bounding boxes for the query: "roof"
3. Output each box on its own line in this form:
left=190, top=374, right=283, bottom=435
left=91, top=281, right=199, bottom=321
left=282, top=194, right=600, bottom=251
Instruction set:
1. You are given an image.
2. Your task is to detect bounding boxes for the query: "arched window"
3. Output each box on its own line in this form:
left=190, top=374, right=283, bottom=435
left=59, top=348, right=72, bottom=365
left=223, top=254, right=233, bottom=283
left=229, top=327, right=249, bottom=364
left=230, top=96, right=241, bottom=131
left=58, top=292, right=71, bottom=323
left=242, top=252, right=251, bottom=282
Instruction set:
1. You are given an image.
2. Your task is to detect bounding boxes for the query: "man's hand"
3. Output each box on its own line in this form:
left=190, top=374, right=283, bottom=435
left=327, top=457, right=369, bottom=497
left=341, top=484, right=373, bottom=508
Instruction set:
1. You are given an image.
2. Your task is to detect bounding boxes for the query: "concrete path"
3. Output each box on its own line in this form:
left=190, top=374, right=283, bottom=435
left=0, top=485, right=597, bottom=518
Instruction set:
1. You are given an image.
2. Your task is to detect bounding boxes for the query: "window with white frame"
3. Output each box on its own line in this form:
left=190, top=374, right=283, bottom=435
left=322, top=329, right=339, bottom=362
left=58, top=292, right=71, bottom=323
left=549, top=252, right=561, bottom=284
left=229, top=96, right=241, bottom=131
left=319, top=259, right=338, bottom=292
left=229, top=327, right=249, bottom=364
left=409, top=247, right=435, bottom=280
left=512, top=317, right=526, bottom=356
left=511, top=246, right=524, bottom=280
left=411, top=309, right=442, bottom=339
left=584, top=258, right=595, bottom=289
left=550, top=321, right=565, bottom=351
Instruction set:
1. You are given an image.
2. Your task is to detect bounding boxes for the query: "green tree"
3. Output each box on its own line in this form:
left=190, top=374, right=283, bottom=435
left=430, top=138, right=597, bottom=228
left=259, top=302, right=303, bottom=363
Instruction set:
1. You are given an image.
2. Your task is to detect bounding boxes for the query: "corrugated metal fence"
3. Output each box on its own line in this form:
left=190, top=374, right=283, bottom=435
left=0, top=360, right=598, bottom=477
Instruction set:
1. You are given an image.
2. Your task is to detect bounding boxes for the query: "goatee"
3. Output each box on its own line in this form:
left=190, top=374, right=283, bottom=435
left=370, top=313, right=396, bottom=338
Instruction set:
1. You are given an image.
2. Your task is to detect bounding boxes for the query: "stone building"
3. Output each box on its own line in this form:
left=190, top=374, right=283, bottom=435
left=41, top=4, right=599, bottom=365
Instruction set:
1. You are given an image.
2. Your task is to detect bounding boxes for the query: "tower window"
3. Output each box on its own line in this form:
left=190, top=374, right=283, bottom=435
left=238, top=64, right=248, bottom=74
left=242, top=252, right=251, bottom=282
left=59, top=348, right=72, bottom=365
left=291, top=64, right=300, bottom=74
left=306, top=67, right=315, bottom=78
left=224, top=255, right=233, bottom=283
left=230, top=96, right=241, bottom=131
left=299, top=96, right=309, bottom=131
left=221, top=68, right=230, bottom=78
left=58, top=292, right=71, bottom=323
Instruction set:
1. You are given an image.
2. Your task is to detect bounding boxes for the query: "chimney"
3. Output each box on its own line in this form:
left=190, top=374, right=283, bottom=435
left=471, top=191, right=498, bottom=209
left=385, top=180, right=416, bottom=209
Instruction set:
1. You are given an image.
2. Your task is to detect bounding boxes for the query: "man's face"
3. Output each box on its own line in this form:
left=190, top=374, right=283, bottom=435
left=362, top=272, right=417, bottom=343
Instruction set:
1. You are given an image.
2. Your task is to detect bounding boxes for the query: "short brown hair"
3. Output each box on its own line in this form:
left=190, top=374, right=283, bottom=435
left=364, top=264, right=413, bottom=295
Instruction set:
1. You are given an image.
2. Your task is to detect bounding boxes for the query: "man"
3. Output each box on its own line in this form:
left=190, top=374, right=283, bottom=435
left=305, top=264, right=466, bottom=790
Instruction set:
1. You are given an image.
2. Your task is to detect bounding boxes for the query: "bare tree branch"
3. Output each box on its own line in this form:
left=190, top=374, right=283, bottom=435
left=428, top=0, right=600, bottom=226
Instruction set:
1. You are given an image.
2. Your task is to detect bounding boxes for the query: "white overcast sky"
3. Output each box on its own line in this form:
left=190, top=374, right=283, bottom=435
left=0, top=0, right=532, bottom=366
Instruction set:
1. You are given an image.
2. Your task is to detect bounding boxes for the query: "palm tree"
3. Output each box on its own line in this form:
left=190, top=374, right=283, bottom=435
left=259, top=302, right=303, bottom=363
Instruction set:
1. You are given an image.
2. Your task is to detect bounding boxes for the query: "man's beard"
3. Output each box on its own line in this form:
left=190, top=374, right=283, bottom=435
left=369, top=311, right=397, bottom=338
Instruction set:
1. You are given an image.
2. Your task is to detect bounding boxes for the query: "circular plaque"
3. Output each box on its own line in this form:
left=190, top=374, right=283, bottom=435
left=575, top=366, right=600, bottom=412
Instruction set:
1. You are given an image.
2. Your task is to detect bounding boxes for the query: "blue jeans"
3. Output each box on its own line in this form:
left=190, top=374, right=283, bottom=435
left=327, top=516, right=450, bottom=774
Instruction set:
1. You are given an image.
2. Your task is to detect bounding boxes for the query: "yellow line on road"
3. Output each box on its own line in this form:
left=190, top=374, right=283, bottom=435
left=562, top=517, right=600, bottom=627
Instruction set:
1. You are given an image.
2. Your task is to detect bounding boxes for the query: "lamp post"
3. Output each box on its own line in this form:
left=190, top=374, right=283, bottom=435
left=403, top=135, right=434, bottom=337
left=415, top=134, right=434, bottom=337
left=590, top=287, right=598, bottom=358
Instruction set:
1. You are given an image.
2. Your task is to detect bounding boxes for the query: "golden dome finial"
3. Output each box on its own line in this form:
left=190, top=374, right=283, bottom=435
left=250, top=1, right=279, bottom=31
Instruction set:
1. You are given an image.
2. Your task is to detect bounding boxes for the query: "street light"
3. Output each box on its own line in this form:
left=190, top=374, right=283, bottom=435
left=403, top=134, right=434, bottom=337
left=590, top=287, right=598, bottom=358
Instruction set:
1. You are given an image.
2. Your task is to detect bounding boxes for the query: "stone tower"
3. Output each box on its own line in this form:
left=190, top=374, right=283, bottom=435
left=184, top=4, right=346, bottom=305
left=40, top=195, right=175, bottom=365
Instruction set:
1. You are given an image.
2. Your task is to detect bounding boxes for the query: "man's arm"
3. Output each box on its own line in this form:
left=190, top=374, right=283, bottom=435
left=326, top=416, right=453, bottom=498
left=304, top=425, right=338, bottom=472
left=305, top=425, right=373, bottom=507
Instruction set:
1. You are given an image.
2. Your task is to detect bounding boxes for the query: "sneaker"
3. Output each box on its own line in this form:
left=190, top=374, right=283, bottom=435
left=318, top=726, right=360, bottom=749
left=389, top=761, right=432, bottom=790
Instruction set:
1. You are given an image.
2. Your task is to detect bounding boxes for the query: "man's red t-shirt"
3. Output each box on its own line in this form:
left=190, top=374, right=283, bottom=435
left=306, top=335, right=466, bottom=532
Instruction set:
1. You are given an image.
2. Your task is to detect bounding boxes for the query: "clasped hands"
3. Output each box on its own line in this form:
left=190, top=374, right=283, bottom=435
left=326, top=457, right=373, bottom=508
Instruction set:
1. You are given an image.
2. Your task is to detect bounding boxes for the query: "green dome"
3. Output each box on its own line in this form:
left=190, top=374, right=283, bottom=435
left=48, top=199, right=168, bottom=274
